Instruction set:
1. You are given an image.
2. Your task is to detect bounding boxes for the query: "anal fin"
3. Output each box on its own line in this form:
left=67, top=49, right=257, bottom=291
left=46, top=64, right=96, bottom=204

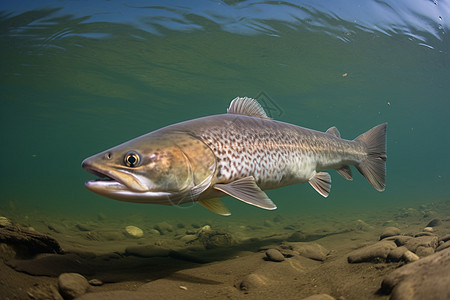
left=213, top=176, right=277, bottom=210
left=198, top=198, right=231, bottom=216
left=336, top=165, right=353, bottom=181
left=308, top=172, right=332, bottom=197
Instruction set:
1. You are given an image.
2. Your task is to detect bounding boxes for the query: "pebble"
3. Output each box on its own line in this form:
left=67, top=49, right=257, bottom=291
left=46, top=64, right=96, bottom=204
left=75, top=223, right=93, bottom=232
left=402, top=250, right=419, bottom=263
left=239, top=273, right=267, bottom=290
left=47, top=223, right=63, bottom=233
left=0, top=216, right=12, bottom=226
left=124, top=226, right=143, bottom=238
left=415, top=246, right=434, bottom=257
left=148, top=229, right=161, bottom=235
left=380, top=227, right=401, bottom=240
left=88, top=279, right=103, bottom=286
left=197, top=225, right=211, bottom=234
left=154, top=222, right=173, bottom=234
left=58, top=273, right=89, bottom=299
left=426, top=218, right=442, bottom=227
left=288, top=231, right=307, bottom=242
left=265, top=249, right=285, bottom=262
left=288, top=242, right=329, bottom=261
left=423, top=227, right=433, bottom=233
left=198, top=230, right=234, bottom=249
left=180, top=234, right=197, bottom=243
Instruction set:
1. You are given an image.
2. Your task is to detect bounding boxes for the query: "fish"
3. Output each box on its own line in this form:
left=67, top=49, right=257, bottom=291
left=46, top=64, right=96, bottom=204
left=82, top=97, right=387, bottom=216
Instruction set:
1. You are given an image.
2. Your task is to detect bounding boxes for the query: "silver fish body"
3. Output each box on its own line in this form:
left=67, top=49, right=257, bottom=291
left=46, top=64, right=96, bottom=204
left=82, top=97, right=387, bottom=215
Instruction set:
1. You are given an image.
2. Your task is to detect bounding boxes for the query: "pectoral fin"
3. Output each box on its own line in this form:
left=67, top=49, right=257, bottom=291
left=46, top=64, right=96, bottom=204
left=213, top=176, right=277, bottom=210
left=198, top=198, right=231, bottom=216
left=308, top=172, right=331, bottom=197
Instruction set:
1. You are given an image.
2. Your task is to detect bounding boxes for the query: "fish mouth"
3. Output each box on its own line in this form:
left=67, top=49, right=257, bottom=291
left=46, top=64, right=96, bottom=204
left=82, top=160, right=129, bottom=191
left=81, top=159, right=178, bottom=203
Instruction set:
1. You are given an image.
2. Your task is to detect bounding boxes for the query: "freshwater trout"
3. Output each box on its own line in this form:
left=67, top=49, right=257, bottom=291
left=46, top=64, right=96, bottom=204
left=82, top=97, right=387, bottom=215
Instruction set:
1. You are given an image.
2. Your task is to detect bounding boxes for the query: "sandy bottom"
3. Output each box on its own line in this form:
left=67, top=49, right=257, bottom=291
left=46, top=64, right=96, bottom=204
left=0, top=199, right=449, bottom=300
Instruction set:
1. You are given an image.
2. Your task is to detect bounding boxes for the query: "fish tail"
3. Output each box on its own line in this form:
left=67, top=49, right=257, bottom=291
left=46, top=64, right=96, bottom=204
left=354, top=123, right=387, bottom=191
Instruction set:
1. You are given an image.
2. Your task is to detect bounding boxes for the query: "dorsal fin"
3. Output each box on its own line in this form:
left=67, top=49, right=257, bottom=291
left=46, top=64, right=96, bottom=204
left=227, top=97, right=271, bottom=119
left=326, top=126, right=340, bottom=138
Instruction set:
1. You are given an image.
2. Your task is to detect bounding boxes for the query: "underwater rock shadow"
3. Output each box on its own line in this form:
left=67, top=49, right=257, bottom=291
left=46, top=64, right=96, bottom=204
left=4, top=227, right=349, bottom=284
left=6, top=252, right=203, bottom=284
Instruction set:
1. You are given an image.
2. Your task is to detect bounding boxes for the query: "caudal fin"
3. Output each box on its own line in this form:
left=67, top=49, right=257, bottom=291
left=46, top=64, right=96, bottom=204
left=354, top=123, right=387, bottom=191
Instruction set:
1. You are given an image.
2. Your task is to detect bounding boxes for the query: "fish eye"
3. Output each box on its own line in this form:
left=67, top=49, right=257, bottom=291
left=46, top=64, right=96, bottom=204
left=124, top=151, right=141, bottom=167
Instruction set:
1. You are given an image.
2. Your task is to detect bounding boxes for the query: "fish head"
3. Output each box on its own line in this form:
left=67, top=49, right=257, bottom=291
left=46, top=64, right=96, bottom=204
left=82, top=131, right=216, bottom=204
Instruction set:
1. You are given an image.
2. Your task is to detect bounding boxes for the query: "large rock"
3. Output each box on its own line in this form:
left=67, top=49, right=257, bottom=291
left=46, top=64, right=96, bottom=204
left=381, top=248, right=450, bottom=300
left=404, top=235, right=438, bottom=252
left=440, top=234, right=450, bottom=243
left=58, top=273, right=89, bottom=299
left=348, top=241, right=397, bottom=263
left=380, top=227, right=401, bottom=240
left=436, top=240, right=450, bottom=252
left=387, top=246, right=408, bottom=262
left=385, top=235, right=413, bottom=246
left=0, top=224, right=62, bottom=256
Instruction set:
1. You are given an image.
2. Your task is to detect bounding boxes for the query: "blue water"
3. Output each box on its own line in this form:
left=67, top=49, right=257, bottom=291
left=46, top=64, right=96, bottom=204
left=1, top=0, right=449, bottom=223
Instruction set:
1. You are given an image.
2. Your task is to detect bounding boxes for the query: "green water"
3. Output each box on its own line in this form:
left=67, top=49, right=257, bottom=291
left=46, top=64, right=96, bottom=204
left=1, top=1, right=449, bottom=225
